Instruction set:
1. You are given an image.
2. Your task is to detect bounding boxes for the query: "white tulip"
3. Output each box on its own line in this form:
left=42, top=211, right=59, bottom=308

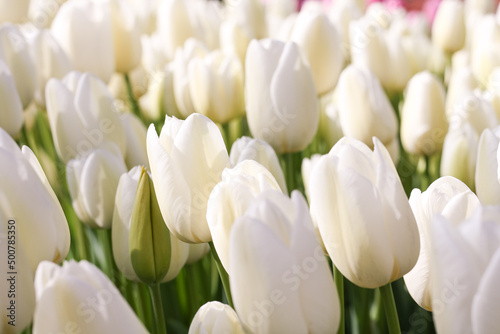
left=401, top=71, right=448, bottom=155
left=33, top=260, right=148, bottom=334
left=147, top=113, right=230, bottom=243
left=230, top=136, right=287, bottom=193
left=219, top=20, right=253, bottom=67
left=430, top=206, right=500, bottom=334
left=0, top=59, right=23, bottom=137
left=470, top=14, right=500, bottom=86
left=189, top=302, right=245, bottom=334
left=0, top=0, right=30, bottom=23
left=309, top=137, right=420, bottom=288
left=207, top=160, right=283, bottom=271
left=446, top=67, right=478, bottom=118
left=112, top=166, right=189, bottom=282
left=226, top=0, right=267, bottom=39
left=475, top=127, right=500, bottom=205
left=336, top=65, right=398, bottom=150
left=51, top=0, right=115, bottom=82
left=230, top=190, right=340, bottom=333
left=121, top=113, right=149, bottom=169
left=186, top=243, right=210, bottom=265
left=45, top=71, right=126, bottom=162
left=66, top=144, right=128, bottom=229
left=245, top=39, right=319, bottom=153
left=290, top=10, right=344, bottom=95
left=0, top=127, right=70, bottom=271
left=0, top=24, right=36, bottom=108
left=432, top=0, right=466, bottom=53
left=404, top=177, right=480, bottom=310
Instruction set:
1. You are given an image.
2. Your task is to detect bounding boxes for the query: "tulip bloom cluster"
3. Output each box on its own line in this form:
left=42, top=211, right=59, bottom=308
left=2, top=0, right=500, bottom=334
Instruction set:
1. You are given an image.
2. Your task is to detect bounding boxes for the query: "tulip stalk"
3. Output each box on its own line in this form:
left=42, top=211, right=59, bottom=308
left=379, top=283, right=401, bottom=334
left=124, top=73, right=144, bottom=123
left=149, top=283, right=168, bottom=334
left=334, top=266, right=345, bottom=334
left=209, top=242, right=234, bottom=308
left=280, top=151, right=303, bottom=193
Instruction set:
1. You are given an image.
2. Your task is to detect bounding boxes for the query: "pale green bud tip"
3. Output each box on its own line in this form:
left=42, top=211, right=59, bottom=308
left=129, top=166, right=171, bottom=284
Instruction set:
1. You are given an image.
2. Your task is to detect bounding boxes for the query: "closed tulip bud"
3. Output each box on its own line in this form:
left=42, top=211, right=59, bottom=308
left=401, top=71, right=448, bottom=155
left=129, top=167, right=173, bottom=284
left=0, top=24, right=36, bottom=108
left=336, top=65, right=398, bottom=150
left=450, top=93, right=498, bottom=135
left=230, top=136, right=287, bottom=193
left=227, top=0, right=267, bottom=39
left=30, top=29, right=72, bottom=108
left=189, top=302, right=245, bottom=334
left=245, top=39, right=319, bottom=153
left=112, top=167, right=189, bottom=282
left=219, top=20, right=253, bottom=67
left=33, top=260, right=148, bottom=334
left=230, top=190, right=340, bottom=333
left=110, top=0, right=142, bottom=73
left=430, top=206, right=500, bottom=334
left=0, top=127, right=70, bottom=270
left=121, top=113, right=149, bottom=169
left=0, top=59, right=23, bottom=137
left=157, top=0, right=197, bottom=60
left=290, top=10, right=344, bottom=95
left=207, top=160, right=283, bottom=271
left=440, top=121, right=479, bottom=189
left=51, top=0, right=115, bottom=82
left=173, top=38, right=210, bottom=118
left=186, top=243, right=210, bottom=264
left=0, top=0, right=30, bottom=23
left=328, top=0, right=363, bottom=62
left=147, top=113, right=230, bottom=243
left=45, top=71, right=126, bottom=162
left=301, top=153, right=322, bottom=202
left=475, top=127, right=500, bottom=205
left=188, top=50, right=245, bottom=124
left=0, top=212, right=35, bottom=334
left=446, top=67, right=478, bottom=118
left=309, top=137, right=420, bottom=288
left=470, top=15, right=500, bottom=86
left=404, top=177, right=479, bottom=310
left=66, top=144, right=127, bottom=229
left=432, top=0, right=465, bottom=54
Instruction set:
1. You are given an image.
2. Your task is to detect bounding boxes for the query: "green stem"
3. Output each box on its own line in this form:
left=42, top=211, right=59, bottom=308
left=209, top=242, right=234, bottom=308
left=222, top=122, right=231, bottom=153
left=124, top=73, right=144, bottom=122
left=97, top=229, right=115, bottom=282
left=148, top=284, right=168, bottom=334
left=379, top=283, right=401, bottom=334
left=334, top=266, right=345, bottom=334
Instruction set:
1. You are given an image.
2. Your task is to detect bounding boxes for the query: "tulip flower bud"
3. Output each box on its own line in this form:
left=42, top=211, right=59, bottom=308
left=46, top=71, right=126, bottom=162
left=309, top=137, right=420, bottom=288
left=226, top=0, right=267, bottom=39
left=470, top=15, right=500, bottom=86
left=129, top=167, right=173, bottom=284
left=147, top=113, right=230, bottom=243
left=336, top=65, right=398, bottom=151
left=245, top=39, right=319, bottom=153
left=207, top=160, right=283, bottom=271
left=475, top=127, right=500, bottom=205
left=0, top=59, right=23, bottom=137
left=290, top=10, right=344, bottom=95
left=29, top=29, right=72, bottom=108
left=188, top=50, right=245, bottom=124
left=446, top=67, right=478, bottom=118
left=430, top=206, right=500, bottom=334
left=185, top=243, right=210, bottom=264
left=0, top=127, right=70, bottom=271
left=401, top=71, right=448, bottom=156
left=189, top=302, right=245, bottom=334
left=440, top=121, right=479, bottom=189
left=33, top=260, right=148, bottom=334
left=230, top=136, right=287, bottom=193
left=328, top=0, right=363, bottom=62
left=51, top=0, right=115, bottom=82
left=173, top=38, right=210, bottom=118
left=219, top=20, right=252, bottom=67
left=0, top=0, right=30, bottom=23
left=404, top=177, right=479, bottom=310
left=301, top=154, right=322, bottom=202
left=110, top=0, right=142, bottom=73
left=112, top=167, right=189, bottom=282
left=230, top=190, right=340, bottom=333
left=66, top=144, right=128, bottom=229
left=432, top=0, right=465, bottom=54
left=449, top=93, right=498, bottom=135
left=0, top=24, right=36, bottom=108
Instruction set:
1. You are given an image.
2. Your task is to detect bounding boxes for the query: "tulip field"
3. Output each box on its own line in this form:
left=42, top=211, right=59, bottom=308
left=2, top=0, right=500, bottom=333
